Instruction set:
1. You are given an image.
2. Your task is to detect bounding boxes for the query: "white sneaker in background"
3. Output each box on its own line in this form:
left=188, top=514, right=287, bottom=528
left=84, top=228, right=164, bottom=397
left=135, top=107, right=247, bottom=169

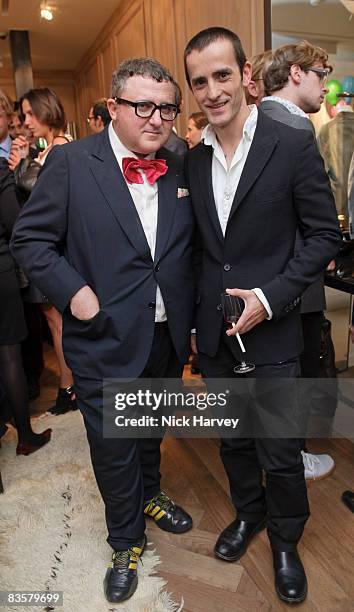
left=302, top=451, right=335, bottom=481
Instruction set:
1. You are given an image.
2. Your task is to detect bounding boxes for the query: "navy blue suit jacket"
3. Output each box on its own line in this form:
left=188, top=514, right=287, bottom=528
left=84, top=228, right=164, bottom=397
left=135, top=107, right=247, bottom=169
left=11, top=128, right=195, bottom=379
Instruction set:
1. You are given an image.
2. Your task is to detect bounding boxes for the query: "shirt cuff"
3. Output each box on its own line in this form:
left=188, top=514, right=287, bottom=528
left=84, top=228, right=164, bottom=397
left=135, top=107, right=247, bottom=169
left=252, top=288, right=273, bottom=320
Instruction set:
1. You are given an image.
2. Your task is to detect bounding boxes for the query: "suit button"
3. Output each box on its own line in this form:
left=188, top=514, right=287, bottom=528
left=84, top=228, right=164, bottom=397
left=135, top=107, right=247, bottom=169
left=148, top=302, right=156, bottom=309
left=224, top=263, right=231, bottom=271
left=216, top=304, right=222, bottom=311
left=155, top=265, right=160, bottom=272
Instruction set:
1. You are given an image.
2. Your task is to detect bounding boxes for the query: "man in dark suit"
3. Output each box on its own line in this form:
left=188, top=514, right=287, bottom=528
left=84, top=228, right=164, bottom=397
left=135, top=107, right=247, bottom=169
left=164, top=129, right=188, bottom=156
left=11, top=58, right=194, bottom=604
left=260, top=41, right=336, bottom=480
left=184, top=27, right=341, bottom=604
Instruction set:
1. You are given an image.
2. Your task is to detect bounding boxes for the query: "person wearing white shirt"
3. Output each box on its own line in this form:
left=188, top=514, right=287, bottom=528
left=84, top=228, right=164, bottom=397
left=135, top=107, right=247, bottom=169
left=184, top=27, right=340, bottom=605
left=11, top=58, right=194, bottom=604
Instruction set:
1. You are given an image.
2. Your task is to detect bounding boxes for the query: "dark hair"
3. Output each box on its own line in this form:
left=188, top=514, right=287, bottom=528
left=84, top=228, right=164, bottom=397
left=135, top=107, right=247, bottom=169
left=19, top=87, right=67, bottom=133
left=189, top=111, right=208, bottom=130
left=264, top=41, right=332, bottom=95
left=111, top=57, right=181, bottom=106
left=92, top=98, right=110, bottom=126
left=184, top=27, right=247, bottom=88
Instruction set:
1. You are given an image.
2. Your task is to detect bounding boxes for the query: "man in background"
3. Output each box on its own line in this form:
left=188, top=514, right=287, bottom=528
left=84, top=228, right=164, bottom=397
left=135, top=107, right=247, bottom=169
left=261, top=41, right=335, bottom=480
left=87, top=97, right=110, bottom=133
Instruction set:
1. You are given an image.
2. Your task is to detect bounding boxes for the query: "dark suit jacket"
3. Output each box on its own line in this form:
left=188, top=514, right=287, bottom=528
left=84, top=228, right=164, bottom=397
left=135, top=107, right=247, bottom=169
left=260, top=99, right=325, bottom=314
left=164, top=131, right=188, bottom=157
left=186, top=110, right=341, bottom=365
left=10, top=128, right=195, bottom=379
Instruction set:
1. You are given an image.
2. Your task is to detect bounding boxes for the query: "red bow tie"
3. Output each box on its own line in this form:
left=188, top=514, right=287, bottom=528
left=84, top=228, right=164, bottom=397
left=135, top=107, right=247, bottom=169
left=122, top=157, right=168, bottom=185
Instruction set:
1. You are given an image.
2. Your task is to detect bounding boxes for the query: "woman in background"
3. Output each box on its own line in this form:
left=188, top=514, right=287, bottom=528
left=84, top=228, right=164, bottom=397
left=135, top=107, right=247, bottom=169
left=0, top=156, right=51, bottom=454
left=185, top=112, right=208, bottom=149
left=9, top=88, right=75, bottom=415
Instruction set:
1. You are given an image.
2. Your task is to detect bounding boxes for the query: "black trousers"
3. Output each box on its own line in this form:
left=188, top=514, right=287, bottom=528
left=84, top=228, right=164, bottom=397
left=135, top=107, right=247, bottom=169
left=74, top=322, right=182, bottom=550
left=198, top=332, right=310, bottom=551
left=299, top=311, right=323, bottom=449
left=300, top=311, right=323, bottom=378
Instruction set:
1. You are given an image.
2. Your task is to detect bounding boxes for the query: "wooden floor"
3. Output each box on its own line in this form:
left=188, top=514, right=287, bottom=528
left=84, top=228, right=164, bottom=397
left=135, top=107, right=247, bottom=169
left=30, top=346, right=354, bottom=612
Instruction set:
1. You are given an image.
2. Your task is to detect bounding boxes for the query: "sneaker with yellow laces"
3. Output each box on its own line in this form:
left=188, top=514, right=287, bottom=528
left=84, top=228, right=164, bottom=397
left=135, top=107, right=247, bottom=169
left=144, top=490, right=193, bottom=534
left=103, top=534, right=146, bottom=603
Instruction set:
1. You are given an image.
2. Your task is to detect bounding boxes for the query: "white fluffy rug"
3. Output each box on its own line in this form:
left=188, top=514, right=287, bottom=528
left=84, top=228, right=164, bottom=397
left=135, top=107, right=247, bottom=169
left=0, top=412, right=181, bottom=612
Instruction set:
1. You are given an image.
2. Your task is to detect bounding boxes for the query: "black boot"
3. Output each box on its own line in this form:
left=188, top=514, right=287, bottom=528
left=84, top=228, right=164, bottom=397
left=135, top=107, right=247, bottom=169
left=214, top=518, right=266, bottom=562
left=273, top=549, right=307, bottom=604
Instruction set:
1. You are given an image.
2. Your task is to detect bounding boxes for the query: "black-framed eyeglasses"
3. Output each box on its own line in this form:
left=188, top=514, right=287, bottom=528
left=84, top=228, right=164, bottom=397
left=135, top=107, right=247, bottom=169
left=113, top=97, right=180, bottom=121
left=308, top=67, right=330, bottom=84
left=86, top=115, right=95, bottom=123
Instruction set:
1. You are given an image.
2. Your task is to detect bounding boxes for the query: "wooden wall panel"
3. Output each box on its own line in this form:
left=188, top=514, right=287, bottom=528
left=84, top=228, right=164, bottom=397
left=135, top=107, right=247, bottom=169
left=0, top=72, right=16, bottom=102
left=74, top=0, right=267, bottom=135
left=75, top=75, right=87, bottom=138
left=84, top=59, right=102, bottom=111
left=101, top=41, right=116, bottom=97
left=144, top=0, right=177, bottom=74
left=113, top=2, right=147, bottom=63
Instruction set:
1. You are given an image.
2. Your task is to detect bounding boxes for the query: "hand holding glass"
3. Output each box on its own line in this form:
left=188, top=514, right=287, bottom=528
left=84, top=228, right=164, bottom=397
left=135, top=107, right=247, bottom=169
left=220, top=293, right=255, bottom=374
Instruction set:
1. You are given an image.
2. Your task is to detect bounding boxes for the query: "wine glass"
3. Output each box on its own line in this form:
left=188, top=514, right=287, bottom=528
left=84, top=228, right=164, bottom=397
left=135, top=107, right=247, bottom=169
left=220, top=293, right=255, bottom=374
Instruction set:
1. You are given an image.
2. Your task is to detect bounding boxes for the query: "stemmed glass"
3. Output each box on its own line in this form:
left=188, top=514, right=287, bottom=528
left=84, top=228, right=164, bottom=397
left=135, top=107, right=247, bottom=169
left=221, top=293, right=255, bottom=374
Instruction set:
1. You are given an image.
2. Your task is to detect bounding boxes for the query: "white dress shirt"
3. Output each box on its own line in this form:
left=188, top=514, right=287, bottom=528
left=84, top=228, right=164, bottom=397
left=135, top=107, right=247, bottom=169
left=108, top=122, right=166, bottom=322
left=202, top=105, right=272, bottom=318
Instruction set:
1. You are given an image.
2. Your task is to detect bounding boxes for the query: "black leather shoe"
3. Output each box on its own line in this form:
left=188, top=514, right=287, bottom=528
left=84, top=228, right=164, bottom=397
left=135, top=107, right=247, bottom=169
left=103, top=535, right=146, bottom=603
left=214, top=518, right=266, bottom=562
left=144, top=490, right=193, bottom=534
left=273, top=549, right=307, bottom=604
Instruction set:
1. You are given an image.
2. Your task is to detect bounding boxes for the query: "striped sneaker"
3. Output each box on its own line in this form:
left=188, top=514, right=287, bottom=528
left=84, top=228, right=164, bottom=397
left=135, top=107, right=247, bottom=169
left=103, top=534, right=146, bottom=603
left=144, top=490, right=193, bottom=533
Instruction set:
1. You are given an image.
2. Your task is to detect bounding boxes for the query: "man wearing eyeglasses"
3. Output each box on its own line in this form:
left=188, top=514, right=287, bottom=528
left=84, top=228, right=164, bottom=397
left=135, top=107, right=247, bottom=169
left=260, top=42, right=336, bottom=482
left=261, top=42, right=331, bottom=121
left=11, top=58, right=194, bottom=603
left=87, top=97, right=110, bottom=133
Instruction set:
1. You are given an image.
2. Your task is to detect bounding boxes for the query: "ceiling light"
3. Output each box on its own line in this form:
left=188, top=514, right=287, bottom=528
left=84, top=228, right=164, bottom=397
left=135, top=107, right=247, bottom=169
left=40, top=6, right=53, bottom=21
left=309, top=0, right=325, bottom=6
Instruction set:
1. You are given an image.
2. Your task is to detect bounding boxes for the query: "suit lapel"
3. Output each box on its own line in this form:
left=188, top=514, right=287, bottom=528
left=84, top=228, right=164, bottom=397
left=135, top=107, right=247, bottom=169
left=198, top=144, right=224, bottom=243
left=154, top=149, right=178, bottom=263
left=88, top=129, right=152, bottom=262
left=228, top=115, right=279, bottom=221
